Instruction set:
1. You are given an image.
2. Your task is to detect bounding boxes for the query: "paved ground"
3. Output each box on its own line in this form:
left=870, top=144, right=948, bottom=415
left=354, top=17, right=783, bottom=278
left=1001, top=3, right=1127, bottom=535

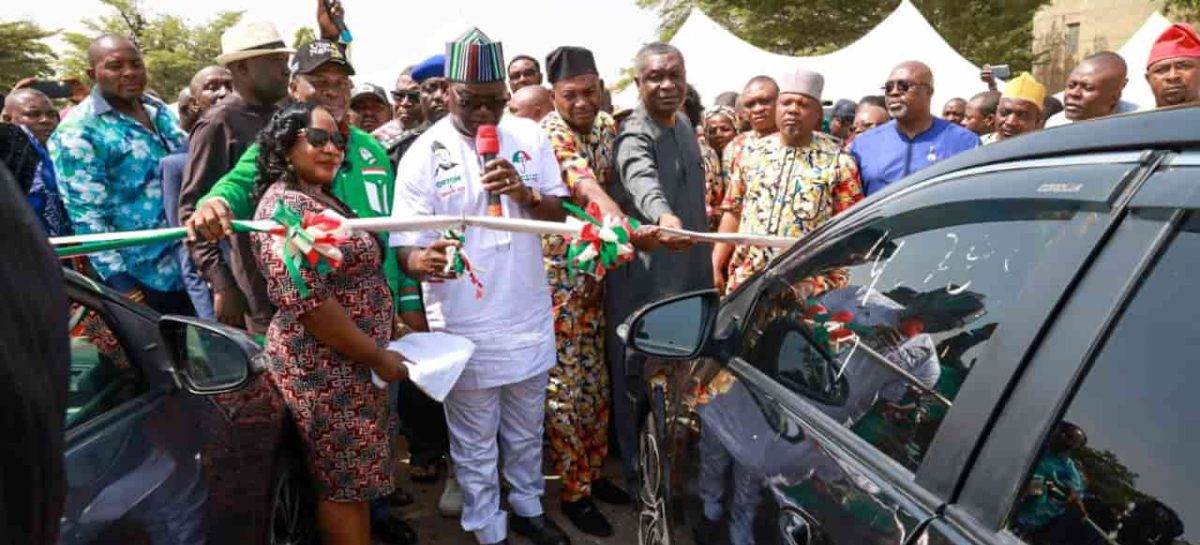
left=377, top=448, right=649, bottom=545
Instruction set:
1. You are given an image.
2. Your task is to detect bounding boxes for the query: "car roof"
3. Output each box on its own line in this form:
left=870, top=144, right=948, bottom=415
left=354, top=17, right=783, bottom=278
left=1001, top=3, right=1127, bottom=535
left=885, top=105, right=1200, bottom=193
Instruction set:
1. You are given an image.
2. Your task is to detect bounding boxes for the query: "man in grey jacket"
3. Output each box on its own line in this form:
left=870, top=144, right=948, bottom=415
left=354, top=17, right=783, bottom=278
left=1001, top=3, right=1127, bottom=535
left=605, top=41, right=714, bottom=489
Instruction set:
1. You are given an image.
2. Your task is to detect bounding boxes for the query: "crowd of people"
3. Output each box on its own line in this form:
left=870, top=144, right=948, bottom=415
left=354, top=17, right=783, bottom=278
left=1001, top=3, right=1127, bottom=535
left=1, top=0, right=1199, bottom=543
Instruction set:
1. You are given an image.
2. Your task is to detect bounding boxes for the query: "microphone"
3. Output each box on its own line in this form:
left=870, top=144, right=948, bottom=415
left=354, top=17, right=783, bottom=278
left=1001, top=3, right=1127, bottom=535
left=322, top=0, right=354, bottom=43
left=476, top=125, right=502, bottom=218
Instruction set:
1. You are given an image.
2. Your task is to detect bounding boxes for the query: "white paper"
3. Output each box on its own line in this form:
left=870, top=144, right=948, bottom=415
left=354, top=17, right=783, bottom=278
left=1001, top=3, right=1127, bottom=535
left=374, top=332, right=476, bottom=402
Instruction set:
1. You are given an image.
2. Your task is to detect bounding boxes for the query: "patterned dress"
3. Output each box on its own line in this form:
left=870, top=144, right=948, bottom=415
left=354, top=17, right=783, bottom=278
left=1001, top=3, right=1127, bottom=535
left=539, top=110, right=615, bottom=502
left=700, top=141, right=726, bottom=231
left=250, top=182, right=395, bottom=502
left=722, top=133, right=864, bottom=294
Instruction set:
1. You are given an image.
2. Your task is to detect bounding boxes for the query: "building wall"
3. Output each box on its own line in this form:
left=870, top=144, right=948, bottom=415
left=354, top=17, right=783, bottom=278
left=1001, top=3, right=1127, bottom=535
left=1032, top=0, right=1163, bottom=91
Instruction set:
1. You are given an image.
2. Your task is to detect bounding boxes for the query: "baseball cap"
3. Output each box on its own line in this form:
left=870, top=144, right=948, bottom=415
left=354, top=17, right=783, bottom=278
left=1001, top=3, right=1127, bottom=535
left=291, top=40, right=355, bottom=76
left=351, top=83, right=389, bottom=105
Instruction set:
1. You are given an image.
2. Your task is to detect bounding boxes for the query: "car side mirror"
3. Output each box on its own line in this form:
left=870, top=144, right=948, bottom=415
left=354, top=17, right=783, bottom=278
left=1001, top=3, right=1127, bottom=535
left=159, top=316, right=259, bottom=395
left=620, top=289, right=719, bottom=359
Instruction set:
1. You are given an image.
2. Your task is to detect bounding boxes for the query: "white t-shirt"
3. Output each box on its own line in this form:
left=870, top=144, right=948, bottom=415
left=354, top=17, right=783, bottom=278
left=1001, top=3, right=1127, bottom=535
left=1044, top=99, right=1141, bottom=128
left=389, top=116, right=570, bottom=390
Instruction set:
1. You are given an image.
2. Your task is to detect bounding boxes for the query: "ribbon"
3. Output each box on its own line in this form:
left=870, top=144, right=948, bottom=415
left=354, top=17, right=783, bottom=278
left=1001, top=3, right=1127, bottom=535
left=442, top=230, right=485, bottom=300
left=563, top=201, right=640, bottom=280
left=269, top=200, right=349, bottom=297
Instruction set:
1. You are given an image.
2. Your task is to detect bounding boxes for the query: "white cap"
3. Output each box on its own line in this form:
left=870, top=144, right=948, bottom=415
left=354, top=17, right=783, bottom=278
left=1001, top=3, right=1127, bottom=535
left=216, top=21, right=294, bottom=66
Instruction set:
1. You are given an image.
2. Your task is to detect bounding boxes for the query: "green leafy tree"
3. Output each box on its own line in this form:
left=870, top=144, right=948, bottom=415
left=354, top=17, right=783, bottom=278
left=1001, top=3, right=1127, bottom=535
left=58, top=0, right=243, bottom=100
left=0, top=19, right=58, bottom=90
left=292, top=27, right=318, bottom=49
left=637, top=0, right=1049, bottom=73
left=1164, top=0, right=1200, bottom=24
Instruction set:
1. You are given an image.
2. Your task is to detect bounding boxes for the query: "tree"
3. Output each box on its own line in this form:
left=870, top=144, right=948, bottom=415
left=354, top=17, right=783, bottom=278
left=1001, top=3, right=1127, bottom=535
left=1164, top=0, right=1200, bottom=24
left=636, top=0, right=1050, bottom=74
left=292, top=27, right=318, bottom=49
left=0, top=19, right=58, bottom=91
left=58, top=0, right=243, bottom=100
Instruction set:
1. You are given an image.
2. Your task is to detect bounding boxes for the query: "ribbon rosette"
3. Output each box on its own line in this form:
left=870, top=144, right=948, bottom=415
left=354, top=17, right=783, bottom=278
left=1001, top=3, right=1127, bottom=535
left=443, top=230, right=485, bottom=300
left=564, top=201, right=640, bottom=280
left=269, top=199, right=350, bottom=297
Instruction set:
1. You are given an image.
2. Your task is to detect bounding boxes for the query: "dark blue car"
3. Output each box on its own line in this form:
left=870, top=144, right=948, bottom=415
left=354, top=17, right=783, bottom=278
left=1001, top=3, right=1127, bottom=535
left=60, top=269, right=315, bottom=545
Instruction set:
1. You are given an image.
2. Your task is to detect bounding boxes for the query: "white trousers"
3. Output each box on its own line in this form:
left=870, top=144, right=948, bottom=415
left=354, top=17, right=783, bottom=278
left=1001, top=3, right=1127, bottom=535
left=444, top=371, right=549, bottom=544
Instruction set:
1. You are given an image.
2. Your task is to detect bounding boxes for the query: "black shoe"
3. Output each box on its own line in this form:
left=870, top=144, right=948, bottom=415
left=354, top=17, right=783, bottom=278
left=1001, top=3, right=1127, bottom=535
left=561, top=496, right=614, bottom=537
left=510, top=514, right=571, bottom=545
left=692, top=514, right=722, bottom=545
left=372, top=514, right=417, bottom=545
left=591, top=477, right=632, bottom=506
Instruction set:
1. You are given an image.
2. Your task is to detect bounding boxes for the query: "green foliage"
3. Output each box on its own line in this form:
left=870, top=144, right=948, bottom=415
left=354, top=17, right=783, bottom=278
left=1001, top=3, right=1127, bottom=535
left=58, top=0, right=244, bottom=100
left=292, top=27, right=318, bottom=49
left=1073, top=446, right=1142, bottom=509
left=1164, top=0, right=1200, bottom=24
left=636, top=0, right=1050, bottom=73
left=0, top=19, right=58, bottom=90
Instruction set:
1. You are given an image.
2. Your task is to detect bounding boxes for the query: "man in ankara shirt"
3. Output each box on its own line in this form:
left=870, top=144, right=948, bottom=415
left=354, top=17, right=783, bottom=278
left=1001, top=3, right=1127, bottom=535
left=538, top=45, right=651, bottom=537
left=389, top=28, right=572, bottom=545
left=1145, top=23, right=1200, bottom=108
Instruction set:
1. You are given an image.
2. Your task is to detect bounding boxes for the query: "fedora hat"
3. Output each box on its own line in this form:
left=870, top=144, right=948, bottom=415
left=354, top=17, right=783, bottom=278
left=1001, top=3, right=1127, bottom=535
left=216, top=21, right=294, bottom=66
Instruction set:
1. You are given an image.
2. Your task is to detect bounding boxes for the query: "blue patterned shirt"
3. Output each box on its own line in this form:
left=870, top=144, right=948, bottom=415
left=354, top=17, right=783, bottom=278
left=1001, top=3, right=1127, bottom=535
left=20, top=126, right=73, bottom=237
left=50, top=88, right=187, bottom=292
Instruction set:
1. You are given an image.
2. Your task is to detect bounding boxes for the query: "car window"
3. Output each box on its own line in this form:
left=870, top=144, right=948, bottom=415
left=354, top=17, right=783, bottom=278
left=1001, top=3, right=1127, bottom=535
left=741, top=199, right=1096, bottom=471
left=67, top=301, right=145, bottom=429
left=1005, top=213, right=1200, bottom=545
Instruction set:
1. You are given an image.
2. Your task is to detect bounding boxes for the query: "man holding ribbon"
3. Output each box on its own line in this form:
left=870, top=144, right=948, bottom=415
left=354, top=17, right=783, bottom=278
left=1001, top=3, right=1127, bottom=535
left=538, top=45, right=655, bottom=536
left=389, top=28, right=572, bottom=545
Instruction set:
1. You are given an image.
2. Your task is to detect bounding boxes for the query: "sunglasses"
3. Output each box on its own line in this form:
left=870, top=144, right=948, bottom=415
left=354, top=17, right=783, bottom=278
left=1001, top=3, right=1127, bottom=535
left=392, top=90, right=420, bottom=103
left=302, top=128, right=347, bottom=150
left=454, top=93, right=510, bottom=112
left=882, top=80, right=928, bottom=94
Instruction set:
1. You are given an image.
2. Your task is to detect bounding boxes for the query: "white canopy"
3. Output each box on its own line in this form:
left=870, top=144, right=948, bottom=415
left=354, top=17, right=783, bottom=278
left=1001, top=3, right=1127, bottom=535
left=615, top=0, right=989, bottom=110
left=1117, top=12, right=1172, bottom=109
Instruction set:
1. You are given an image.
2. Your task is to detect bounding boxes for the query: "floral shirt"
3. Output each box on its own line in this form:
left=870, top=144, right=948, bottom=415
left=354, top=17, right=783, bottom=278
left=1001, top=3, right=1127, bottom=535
left=50, top=88, right=187, bottom=292
left=721, top=133, right=863, bottom=293
left=700, top=141, right=725, bottom=231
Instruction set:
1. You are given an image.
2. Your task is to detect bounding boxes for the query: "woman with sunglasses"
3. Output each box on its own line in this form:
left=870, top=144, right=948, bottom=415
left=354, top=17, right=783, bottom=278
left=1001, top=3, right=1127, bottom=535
left=250, top=101, right=408, bottom=545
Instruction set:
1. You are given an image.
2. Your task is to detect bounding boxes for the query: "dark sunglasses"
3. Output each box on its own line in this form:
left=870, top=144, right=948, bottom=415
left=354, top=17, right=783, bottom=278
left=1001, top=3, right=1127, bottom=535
left=303, top=128, right=347, bottom=150
left=454, top=93, right=509, bottom=112
left=882, top=80, right=928, bottom=93
left=392, top=90, right=420, bottom=103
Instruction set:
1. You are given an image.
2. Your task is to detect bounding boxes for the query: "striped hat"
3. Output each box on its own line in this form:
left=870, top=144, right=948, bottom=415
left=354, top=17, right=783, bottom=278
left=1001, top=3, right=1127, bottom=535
left=445, top=28, right=505, bottom=83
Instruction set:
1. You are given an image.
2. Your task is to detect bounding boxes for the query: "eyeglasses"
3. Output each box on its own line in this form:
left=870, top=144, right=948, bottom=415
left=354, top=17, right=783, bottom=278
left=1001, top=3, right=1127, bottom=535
left=391, top=90, right=420, bottom=103
left=302, top=128, right=347, bottom=150
left=454, top=93, right=510, bottom=112
left=882, top=80, right=929, bottom=94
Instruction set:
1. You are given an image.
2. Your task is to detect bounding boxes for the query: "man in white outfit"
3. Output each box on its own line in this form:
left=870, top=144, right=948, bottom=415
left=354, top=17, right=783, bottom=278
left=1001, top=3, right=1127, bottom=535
left=389, top=28, right=572, bottom=545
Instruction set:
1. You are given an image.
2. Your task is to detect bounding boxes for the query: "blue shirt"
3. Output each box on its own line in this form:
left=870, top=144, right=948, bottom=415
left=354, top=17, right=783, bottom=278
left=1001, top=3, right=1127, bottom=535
left=49, top=88, right=188, bottom=293
left=850, top=118, right=980, bottom=195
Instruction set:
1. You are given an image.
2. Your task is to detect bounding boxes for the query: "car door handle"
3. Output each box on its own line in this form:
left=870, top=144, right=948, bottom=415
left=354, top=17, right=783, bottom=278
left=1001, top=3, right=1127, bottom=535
left=778, top=507, right=813, bottom=545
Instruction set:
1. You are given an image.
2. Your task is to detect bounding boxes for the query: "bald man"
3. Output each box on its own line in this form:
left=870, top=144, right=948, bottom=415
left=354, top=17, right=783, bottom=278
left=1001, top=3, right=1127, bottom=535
left=49, top=34, right=192, bottom=313
left=1046, top=52, right=1138, bottom=127
left=3, top=88, right=72, bottom=237
left=3, top=89, right=58, bottom=145
left=850, top=61, right=979, bottom=195
left=509, top=85, right=554, bottom=121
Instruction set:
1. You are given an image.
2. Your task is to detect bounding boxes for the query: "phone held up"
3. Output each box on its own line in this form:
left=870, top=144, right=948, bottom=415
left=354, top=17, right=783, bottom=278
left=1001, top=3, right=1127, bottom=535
left=29, top=81, right=75, bottom=100
left=990, top=64, right=1012, bottom=80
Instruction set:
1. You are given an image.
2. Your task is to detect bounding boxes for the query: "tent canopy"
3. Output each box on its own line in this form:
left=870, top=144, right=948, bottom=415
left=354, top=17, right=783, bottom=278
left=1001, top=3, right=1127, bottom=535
left=615, top=0, right=990, bottom=111
left=1116, top=12, right=1172, bottom=109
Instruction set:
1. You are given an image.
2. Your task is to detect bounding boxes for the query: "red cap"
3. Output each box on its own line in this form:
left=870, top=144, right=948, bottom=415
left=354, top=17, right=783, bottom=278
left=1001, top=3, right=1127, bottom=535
left=1148, top=23, right=1200, bottom=68
left=475, top=124, right=500, bottom=155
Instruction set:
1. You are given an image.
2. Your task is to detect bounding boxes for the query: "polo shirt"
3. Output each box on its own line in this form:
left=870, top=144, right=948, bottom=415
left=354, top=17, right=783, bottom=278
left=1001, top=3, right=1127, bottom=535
left=850, top=118, right=980, bottom=195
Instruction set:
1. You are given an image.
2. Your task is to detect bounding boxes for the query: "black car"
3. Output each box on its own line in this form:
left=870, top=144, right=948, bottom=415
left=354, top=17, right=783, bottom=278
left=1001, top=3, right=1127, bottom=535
left=61, top=270, right=315, bottom=545
left=623, top=106, right=1199, bottom=545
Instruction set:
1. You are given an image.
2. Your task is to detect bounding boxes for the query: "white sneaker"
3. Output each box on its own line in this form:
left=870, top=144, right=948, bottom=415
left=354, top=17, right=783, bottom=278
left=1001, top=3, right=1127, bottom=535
left=438, top=472, right=463, bottom=517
